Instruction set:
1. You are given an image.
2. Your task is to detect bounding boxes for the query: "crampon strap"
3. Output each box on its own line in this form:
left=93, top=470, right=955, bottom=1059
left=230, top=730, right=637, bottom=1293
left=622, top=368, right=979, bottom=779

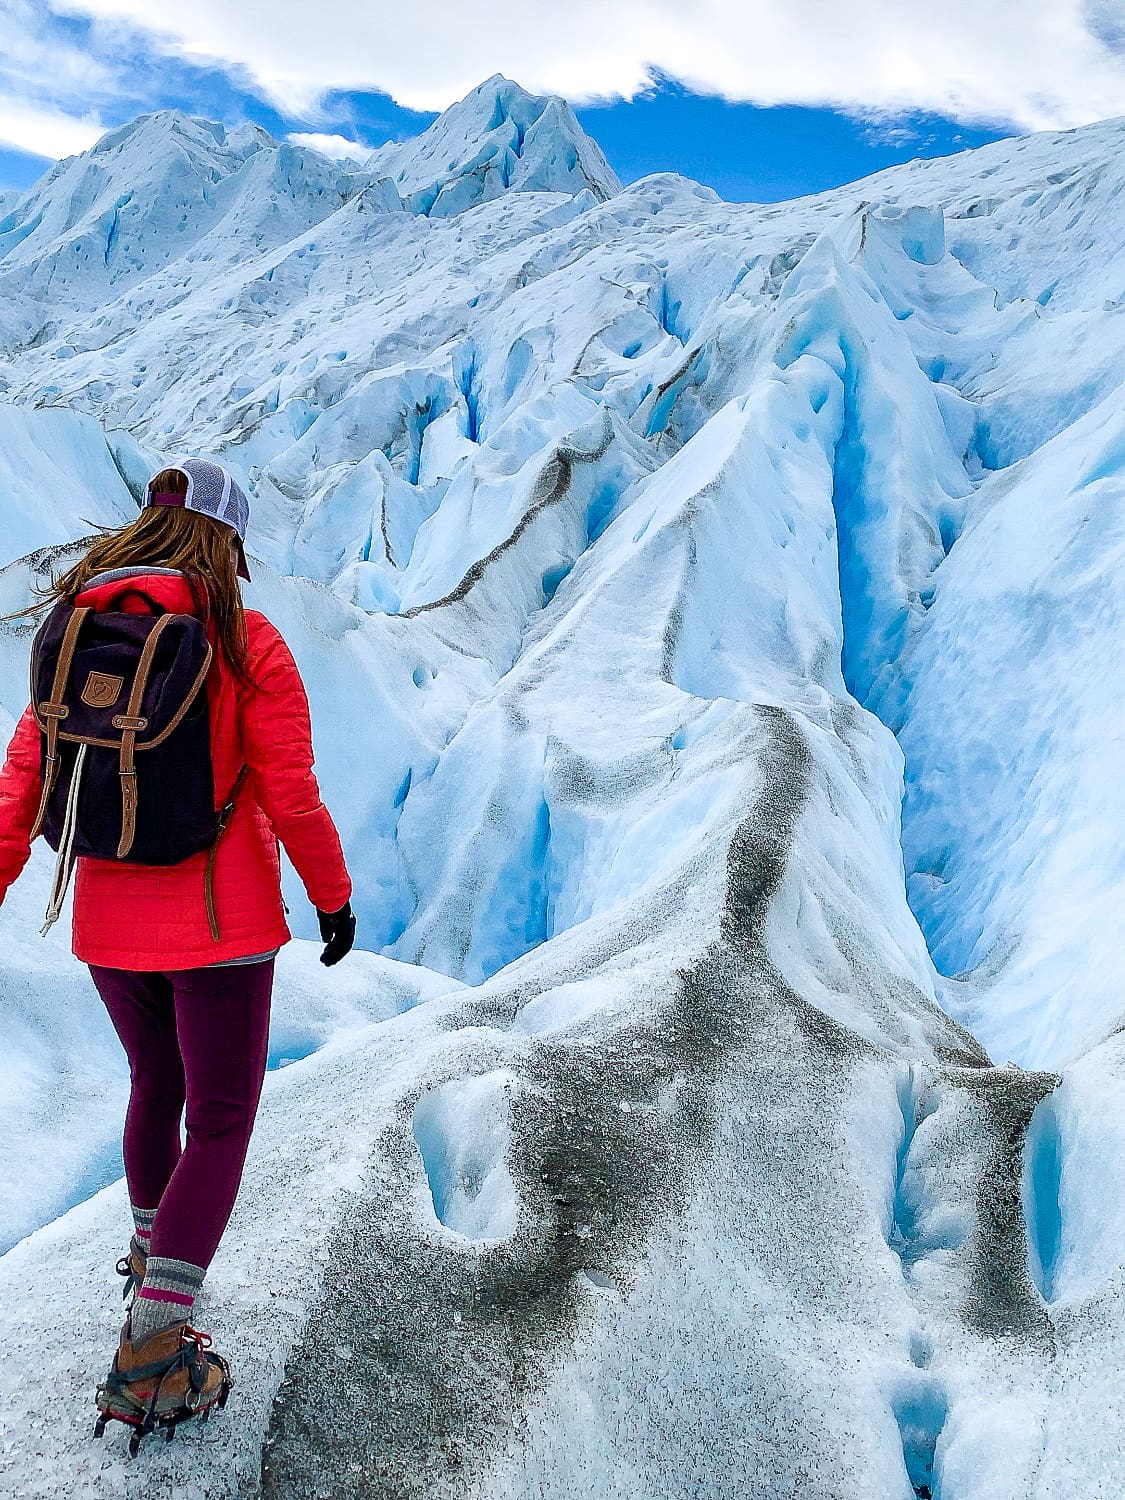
left=116, top=1255, right=142, bottom=1302
left=103, top=1326, right=210, bottom=1396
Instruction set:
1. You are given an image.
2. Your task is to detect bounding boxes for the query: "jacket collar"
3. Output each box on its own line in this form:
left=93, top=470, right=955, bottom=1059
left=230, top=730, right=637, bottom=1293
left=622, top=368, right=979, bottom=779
left=75, top=567, right=201, bottom=616
left=83, top=565, right=183, bottom=589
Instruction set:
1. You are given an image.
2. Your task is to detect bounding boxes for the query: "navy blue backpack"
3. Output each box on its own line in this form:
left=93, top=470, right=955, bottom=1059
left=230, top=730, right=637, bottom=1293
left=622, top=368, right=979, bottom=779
left=29, top=598, right=243, bottom=934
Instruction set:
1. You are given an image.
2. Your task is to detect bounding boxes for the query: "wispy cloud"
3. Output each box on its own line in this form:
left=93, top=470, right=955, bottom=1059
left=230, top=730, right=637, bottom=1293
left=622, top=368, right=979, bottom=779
left=0, top=95, right=104, bottom=158
left=1084, top=0, right=1125, bottom=54
left=0, top=0, right=113, bottom=155
left=286, top=130, right=367, bottom=161
left=40, top=0, right=1125, bottom=131
left=1, top=0, right=114, bottom=99
left=0, top=1, right=427, bottom=166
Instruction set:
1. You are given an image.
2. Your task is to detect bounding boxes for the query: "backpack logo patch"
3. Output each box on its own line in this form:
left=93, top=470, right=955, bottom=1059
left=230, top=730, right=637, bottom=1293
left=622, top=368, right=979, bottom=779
left=81, top=670, right=124, bottom=709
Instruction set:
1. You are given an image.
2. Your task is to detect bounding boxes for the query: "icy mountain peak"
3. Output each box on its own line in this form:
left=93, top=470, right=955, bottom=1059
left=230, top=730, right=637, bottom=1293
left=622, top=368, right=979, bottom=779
left=0, top=108, right=363, bottom=316
left=87, top=107, right=271, bottom=165
left=0, top=107, right=273, bottom=287
left=366, top=74, right=620, bottom=216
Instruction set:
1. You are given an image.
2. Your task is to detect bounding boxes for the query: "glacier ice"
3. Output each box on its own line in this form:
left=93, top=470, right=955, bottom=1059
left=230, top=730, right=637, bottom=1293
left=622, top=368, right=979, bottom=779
left=366, top=76, right=620, bottom=215
left=0, top=74, right=1123, bottom=1497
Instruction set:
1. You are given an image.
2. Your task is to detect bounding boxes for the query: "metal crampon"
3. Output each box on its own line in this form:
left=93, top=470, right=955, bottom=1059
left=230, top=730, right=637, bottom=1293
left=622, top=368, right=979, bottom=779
left=93, top=1323, right=232, bottom=1456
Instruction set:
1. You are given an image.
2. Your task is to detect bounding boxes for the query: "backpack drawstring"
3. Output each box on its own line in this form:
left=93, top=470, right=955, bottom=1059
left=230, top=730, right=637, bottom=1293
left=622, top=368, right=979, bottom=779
left=41, top=742, right=87, bottom=936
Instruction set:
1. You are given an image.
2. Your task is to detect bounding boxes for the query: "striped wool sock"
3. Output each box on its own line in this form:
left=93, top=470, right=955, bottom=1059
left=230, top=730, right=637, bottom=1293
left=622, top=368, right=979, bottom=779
left=130, top=1205, right=155, bottom=1269
left=130, top=1257, right=205, bottom=1344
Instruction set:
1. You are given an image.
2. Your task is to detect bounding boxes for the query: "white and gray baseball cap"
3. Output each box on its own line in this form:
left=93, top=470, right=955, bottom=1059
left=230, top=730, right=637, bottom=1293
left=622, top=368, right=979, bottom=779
left=142, top=457, right=251, bottom=579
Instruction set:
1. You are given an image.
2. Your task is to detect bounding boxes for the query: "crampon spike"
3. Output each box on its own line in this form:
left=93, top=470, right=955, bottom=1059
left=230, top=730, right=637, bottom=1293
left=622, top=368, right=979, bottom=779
left=94, top=1327, right=231, bottom=1452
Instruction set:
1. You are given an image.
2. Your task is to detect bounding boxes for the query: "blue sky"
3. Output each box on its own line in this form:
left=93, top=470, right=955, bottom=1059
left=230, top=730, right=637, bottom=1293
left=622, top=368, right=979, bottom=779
left=575, top=80, right=1011, bottom=202
left=3, top=1, right=1117, bottom=203
left=0, top=58, right=1012, bottom=203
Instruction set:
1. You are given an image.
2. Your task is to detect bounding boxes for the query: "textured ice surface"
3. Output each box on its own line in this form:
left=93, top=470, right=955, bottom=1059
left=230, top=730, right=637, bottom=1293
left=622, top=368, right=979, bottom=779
left=366, top=75, right=619, bottom=215
left=0, top=76, right=1123, bottom=1497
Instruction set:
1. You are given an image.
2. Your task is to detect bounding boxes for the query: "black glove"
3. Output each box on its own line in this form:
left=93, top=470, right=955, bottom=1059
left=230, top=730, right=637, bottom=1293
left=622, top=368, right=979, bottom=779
left=317, top=900, right=356, bottom=967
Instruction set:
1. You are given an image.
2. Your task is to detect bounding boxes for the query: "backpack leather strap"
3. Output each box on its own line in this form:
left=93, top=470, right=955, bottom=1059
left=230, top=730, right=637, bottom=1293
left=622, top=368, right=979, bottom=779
left=30, top=606, right=90, bottom=841
left=204, top=766, right=249, bottom=941
left=112, top=612, right=174, bottom=859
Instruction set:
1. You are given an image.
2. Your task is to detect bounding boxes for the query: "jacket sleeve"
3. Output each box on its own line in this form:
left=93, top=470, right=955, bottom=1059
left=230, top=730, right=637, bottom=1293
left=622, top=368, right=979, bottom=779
left=240, top=619, right=352, bottom=915
left=0, top=706, right=43, bottom=901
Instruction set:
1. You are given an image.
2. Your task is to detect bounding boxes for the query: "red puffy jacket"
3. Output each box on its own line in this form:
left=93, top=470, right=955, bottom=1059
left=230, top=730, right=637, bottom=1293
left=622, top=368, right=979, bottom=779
left=0, top=571, right=351, bottom=970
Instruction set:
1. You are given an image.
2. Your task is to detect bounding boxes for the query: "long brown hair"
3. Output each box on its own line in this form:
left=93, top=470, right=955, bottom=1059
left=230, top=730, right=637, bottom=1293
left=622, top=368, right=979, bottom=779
left=44, top=470, right=252, bottom=682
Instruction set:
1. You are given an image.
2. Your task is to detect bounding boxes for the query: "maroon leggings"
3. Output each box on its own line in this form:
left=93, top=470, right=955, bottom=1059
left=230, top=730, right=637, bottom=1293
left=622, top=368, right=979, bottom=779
left=89, top=961, right=274, bottom=1271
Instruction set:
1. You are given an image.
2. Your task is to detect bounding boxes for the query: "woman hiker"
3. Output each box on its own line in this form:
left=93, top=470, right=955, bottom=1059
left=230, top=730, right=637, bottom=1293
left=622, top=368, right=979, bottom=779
left=0, top=458, right=355, bottom=1449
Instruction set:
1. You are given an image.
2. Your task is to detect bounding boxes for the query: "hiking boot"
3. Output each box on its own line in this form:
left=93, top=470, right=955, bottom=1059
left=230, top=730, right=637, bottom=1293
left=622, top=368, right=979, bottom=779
left=94, top=1319, right=231, bottom=1454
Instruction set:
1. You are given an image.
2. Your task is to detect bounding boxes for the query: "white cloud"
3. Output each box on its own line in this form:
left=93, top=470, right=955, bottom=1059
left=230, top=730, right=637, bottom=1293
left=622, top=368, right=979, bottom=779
left=286, top=130, right=366, bottom=161
left=0, top=94, right=104, bottom=159
left=0, top=0, right=112, bottom=158
left=41, top=0, right=1125, bottom=130
left=0, top=0, right=115, bottom=100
